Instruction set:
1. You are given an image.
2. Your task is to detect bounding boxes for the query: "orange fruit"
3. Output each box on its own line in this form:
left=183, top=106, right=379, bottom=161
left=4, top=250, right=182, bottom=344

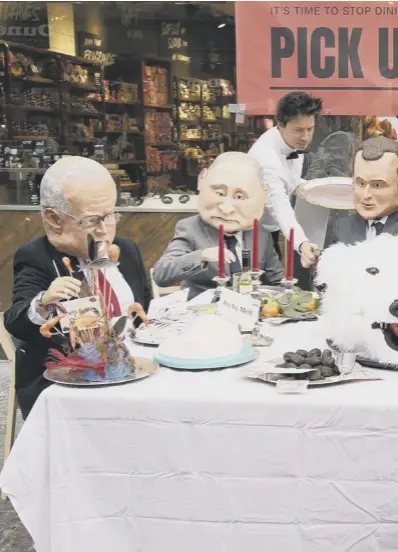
left=262, top=302, right=280, bottom=318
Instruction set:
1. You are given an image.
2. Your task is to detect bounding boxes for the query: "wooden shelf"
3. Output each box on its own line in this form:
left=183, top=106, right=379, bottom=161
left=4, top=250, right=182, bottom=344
left=147, top=142, right=174, bottom=147
left=0, top=167, right=45, bottom=172
left=105, top=101, right=139, bottom=106
left=95, top=129, right=143, bottom=136
left=68, top=82, right=98, bottom=92
left=13, top=135, right=57, bottom=140
left=144, top=103, right=173, bottom=110
left=2, top=104, right=56, bottom=113
left=12, top=76, right=56, bottom=86
left=117, top=159, right=146, bottom=165
left=70, top=110, right=101, bottom=118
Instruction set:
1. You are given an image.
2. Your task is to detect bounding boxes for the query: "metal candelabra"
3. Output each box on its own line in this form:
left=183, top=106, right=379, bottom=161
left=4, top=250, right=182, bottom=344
left=278, top=277, right=298, bottom=308
left=211, top=275, right=230, bottom=303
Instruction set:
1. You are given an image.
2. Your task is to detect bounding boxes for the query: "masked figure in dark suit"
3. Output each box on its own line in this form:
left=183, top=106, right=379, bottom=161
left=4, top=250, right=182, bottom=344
left=4, top=157, right=151, bottom=418
left=332, top=137, right=398, bottom=245
left=153, top=152, right=284, bottom=299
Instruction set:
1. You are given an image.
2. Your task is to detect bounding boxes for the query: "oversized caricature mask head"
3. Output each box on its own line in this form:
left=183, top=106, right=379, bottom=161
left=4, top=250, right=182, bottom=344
left=40, top=156, right=118, bottom=258
left=354, top=137, right=398, bottom=220
left=197, top=152, right=267, bottom=233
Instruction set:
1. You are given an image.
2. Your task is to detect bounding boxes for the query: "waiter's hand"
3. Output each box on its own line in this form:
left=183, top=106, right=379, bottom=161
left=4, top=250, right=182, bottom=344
left=299, top=241, right=320, bottom=268
left=201, top=247, right=236, bottom=264
left=42, top=277, right=82, bottom=305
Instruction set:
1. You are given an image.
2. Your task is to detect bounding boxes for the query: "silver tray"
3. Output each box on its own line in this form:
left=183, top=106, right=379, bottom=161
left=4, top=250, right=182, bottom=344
left=132, top=335, right=161, bottom=347
left=246, top=363, right=379, bottom=388
left=44, top=357, right=158, bottom=387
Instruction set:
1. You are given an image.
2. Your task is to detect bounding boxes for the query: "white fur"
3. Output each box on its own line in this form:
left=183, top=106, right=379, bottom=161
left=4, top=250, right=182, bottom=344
left=316, top=234, right=398, bottom=363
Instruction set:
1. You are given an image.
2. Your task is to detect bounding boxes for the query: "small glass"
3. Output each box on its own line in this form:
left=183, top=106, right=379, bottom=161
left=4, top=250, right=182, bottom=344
left=334, top=352, right=357, bottom=375
left=232, top=272, right=241, bottom=292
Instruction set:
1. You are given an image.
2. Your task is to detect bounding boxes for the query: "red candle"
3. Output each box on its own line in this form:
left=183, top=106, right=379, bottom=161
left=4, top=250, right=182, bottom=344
left=286, top=228, right=294, bottom=280
left=218, top=224, right=225, bottom=278
left=252, top=218, right=259, bottom=271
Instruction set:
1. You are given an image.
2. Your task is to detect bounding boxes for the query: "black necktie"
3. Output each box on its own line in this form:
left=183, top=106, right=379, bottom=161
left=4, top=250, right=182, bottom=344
left=372, top=221, right=384, bottom=236
left=224, top=235, right=242, bottom=275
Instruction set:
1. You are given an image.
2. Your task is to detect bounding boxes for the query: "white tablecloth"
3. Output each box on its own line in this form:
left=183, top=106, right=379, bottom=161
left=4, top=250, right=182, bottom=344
left=2, top=321, right=398, bottom=552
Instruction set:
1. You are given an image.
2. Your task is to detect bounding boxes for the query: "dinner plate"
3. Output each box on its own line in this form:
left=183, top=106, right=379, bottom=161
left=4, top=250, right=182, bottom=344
left=154, top=342, right=258, bottom=371
left=296, top=176, right=354, bottom=210
left=44, top=357, right=158, bottom=387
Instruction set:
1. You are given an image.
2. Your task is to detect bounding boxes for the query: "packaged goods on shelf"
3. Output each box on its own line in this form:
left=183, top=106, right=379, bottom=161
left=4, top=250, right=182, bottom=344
left=179, top=102, right=201, bottom=120
left=146, top=145, right=178, bottom=173
left=145, top=111, right=173, bottom=144
left=143, top=65, right=169, bottom=106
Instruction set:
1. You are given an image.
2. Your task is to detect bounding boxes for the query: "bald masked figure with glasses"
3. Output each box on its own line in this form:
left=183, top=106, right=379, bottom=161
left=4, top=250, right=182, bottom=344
left=4, top=157, right=151, bottom=418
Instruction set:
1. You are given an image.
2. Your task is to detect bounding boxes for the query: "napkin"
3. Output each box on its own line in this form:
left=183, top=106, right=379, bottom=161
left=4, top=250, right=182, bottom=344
left=147, top=289, right=189, bottom=318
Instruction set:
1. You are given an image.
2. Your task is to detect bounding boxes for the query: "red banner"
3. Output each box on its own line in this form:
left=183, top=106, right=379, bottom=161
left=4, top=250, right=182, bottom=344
left=236, top=1, right=398, bottom=115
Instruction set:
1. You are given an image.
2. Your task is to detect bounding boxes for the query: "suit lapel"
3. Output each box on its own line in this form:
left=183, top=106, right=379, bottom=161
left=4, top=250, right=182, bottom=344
left=202, top=220, right=218, bottom=246
left=353, top=213, right=367, bottom=243
left=44, top=239, right=81, bottom=278
left=383, top=211, right=398, bottom=235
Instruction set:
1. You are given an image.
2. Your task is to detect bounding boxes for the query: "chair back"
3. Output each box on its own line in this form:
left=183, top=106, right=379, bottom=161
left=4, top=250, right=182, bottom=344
left=0, top=313, right=15, bottom=363
left=149, top=268, right=180, bottom=299
left=0, top=312, right=18, bottom=500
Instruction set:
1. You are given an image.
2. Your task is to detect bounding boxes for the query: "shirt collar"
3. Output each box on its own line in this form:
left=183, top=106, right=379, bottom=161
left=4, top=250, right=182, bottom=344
left=270, top=126, right=297, bottom=156
left=367, top=216, right=388, bottom=227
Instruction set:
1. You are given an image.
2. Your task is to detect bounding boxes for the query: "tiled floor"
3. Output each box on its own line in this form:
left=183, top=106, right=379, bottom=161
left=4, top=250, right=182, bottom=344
left=0, top=362, right=34, bottom=551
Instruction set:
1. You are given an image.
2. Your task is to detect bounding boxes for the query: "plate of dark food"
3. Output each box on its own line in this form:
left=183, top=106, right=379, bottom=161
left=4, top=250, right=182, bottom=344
left=245, top=348, right=380, bottom=387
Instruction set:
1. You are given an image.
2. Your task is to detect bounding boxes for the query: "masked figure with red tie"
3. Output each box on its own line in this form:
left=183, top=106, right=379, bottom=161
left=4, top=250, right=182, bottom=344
left=153, top=152, right=284, bottom=300
left=4, top=157, right=151, bottom=418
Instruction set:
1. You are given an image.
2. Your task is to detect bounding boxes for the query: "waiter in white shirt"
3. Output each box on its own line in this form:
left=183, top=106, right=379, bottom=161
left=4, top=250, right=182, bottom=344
left=249, top=91, right=323, bottom=268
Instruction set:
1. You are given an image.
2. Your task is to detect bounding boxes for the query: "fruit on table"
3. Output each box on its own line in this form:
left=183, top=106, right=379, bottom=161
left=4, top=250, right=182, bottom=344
left=281, top=291, right=318, bottom=319
left=278, top=348, right=341, bottom=381
left=261, top=300, right=280, bottom=318
left=262, top=290, right=318, bottom=319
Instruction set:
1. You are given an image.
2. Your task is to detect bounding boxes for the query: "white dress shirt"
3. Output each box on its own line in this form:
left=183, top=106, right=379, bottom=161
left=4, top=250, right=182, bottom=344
left=249, top=126, right=308, bottom=251
left=28, top=262, right=135, bottom=325
left=366, top=216, right=388, bottom=240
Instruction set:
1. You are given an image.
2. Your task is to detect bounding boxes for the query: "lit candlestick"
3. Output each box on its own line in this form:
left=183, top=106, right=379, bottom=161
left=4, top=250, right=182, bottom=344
left=252, top=218, right=259, bottom=271
left=286, top=228, right=294, bottom=280
left=218, top=224, right=225, bottom=278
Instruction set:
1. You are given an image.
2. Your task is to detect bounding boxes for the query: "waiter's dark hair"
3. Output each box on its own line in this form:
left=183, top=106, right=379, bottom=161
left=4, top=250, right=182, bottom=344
left=358, top=136, right=398, bottom=161
left=276, top=92, right=322, bottom=125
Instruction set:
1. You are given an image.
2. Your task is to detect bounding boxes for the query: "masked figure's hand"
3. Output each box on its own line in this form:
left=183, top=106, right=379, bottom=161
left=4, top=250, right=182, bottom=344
left=201, top=247, right=236, bottom=264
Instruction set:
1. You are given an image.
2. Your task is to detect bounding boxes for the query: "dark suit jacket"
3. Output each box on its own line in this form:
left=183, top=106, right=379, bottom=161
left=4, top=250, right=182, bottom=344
left=331, top=210, right=398, bottom=245
left=4, top=235, right=151, bottom=419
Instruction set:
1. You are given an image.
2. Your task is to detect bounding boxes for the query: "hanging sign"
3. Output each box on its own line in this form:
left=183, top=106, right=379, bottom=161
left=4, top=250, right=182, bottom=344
left=0, top=2, right=49, bottom=48
left=77, top=32, right=116, bottom=67
left=236, top=1, right=398, bottom=115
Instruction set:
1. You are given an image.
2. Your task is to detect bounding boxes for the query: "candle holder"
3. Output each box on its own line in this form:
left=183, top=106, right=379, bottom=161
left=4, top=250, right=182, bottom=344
left=250, top=270, right=273, bottom=347
left=279, top=277, right=298, bottom=308
left=211, top=275, right=230, bottom=303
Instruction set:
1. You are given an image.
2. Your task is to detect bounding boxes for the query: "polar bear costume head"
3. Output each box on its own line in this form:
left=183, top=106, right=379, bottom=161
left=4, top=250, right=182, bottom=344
left=316, top=234, right=398, bottom=364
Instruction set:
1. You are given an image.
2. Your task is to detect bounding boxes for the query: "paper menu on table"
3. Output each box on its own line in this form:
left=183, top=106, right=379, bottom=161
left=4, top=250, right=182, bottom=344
left=147, top=289, right=189, bottom=319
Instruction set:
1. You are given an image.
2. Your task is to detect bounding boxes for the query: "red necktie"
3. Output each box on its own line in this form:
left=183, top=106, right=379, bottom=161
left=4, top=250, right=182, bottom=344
left=97, top=270, right=121, bottom=317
